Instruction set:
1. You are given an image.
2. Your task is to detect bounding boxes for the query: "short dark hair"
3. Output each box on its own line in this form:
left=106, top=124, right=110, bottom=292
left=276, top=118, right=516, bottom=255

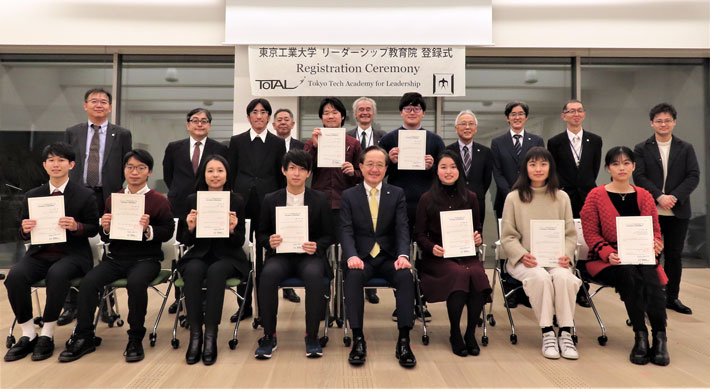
left=649, top=103, right=677, bottom=121
left=318, top=97, right=347, bottom=126
left=246, top=98, right=272, bottom=116
left=273, top=108, right=294, bottom=119
left=84, top=88, right=112, bottom=105
left=42, top=142, right=76, bottom=162
left=604, top=146, right=635, bottom=167
left=195, top=154, right=231, bottom=191
left=398, top=92, right=426, bottom=112
left=359, top=145, right=390, bottom=166
left=428, top=150, right=468, bottom=211
left=562, top=99, right=583, bottom=112
left=123, top=149, right=154, bottom=171
left=186, top=108, right=212, bottom=123
left=505, top=101, right=529, bottom=117
left=282, top=149, right=312, bottom=171
left=511, top=146, right=559, bottom=203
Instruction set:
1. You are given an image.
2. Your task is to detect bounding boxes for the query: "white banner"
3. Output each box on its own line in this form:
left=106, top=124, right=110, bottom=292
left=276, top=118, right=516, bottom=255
left=248, top=46, right=466, bottom=97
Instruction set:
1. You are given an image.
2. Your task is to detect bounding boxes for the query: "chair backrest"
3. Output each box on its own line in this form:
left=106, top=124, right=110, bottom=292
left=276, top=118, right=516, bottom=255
left=574, top=218, right=589, bottom=261
left=243, top=218, right=252, bottom=259
left=495, top=218, right=506, bottom=259
left=160, top=218, right=179, bottom=265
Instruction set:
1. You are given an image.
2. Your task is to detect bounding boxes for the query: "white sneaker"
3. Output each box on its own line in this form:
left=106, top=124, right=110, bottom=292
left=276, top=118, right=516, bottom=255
left=542, top=331, right=560, bottom=359
left=558, top=331, right=579, bottom=360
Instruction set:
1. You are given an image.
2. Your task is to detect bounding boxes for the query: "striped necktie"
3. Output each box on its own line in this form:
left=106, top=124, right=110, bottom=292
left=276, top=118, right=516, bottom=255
left=513, top=134, right=522, bottom=157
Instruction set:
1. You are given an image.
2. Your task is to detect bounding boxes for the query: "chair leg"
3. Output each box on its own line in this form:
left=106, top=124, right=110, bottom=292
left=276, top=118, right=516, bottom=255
left=412, top=269, right=428, bottom=343
left=341, top=269, right=350, bottom=347
left=232, top=271, right=252, bottom=346
left=7, top=318, right=18, bottom=349
left=496, top=268, right=517, bottom=344
left=171, top=289, right=183, bottom=349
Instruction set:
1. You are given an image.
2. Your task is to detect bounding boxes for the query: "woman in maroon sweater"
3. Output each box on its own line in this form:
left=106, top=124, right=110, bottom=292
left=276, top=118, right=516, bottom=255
left=580, top=146, right=669, bottom=366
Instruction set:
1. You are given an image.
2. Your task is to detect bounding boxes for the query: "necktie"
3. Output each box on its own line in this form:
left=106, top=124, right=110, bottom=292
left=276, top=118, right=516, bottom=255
left=462, top=145, right=471, bottom=175
left=361, top=131, right=368, bottom=150
left=513, top=134, right=522, bottom=157
left=86, top=124, right=101, bottom=187
left=52, top=189, right=62, bottom=196
left=192, top=141, right=202, bottom=175
left=572, top=135, right=581, bottom=166
left=368, top=187, right=380, bottom=258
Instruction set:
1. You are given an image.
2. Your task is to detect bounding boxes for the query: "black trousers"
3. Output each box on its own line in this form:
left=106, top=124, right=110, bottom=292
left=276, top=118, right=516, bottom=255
left=180, top=258, right=240, bottom=328
left=5, top=255, right=84, bottom=323
left=592, top=265, right=666, bottom=333
left=658, top=215, right=689, bottom=300
left=344, top=253, right=415, bottom=329
left=258, top=254, right=326, bottom=338
left=76, top=258, right=160, bottom=340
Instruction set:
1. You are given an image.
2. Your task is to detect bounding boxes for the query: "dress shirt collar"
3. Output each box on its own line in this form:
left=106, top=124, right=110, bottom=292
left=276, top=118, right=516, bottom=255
left=363, top=181, right=382, bottom=194
left=566, top=128, right=584, bottom=142
left=249, top=128, right=268, bottom=142
left=49, top=178, right=70, bottom=194
left=458, top=138, right=473, bottom=152
left=88, top=120, right=108, bottom=133
left=124, top=184, right=150, bottom=195
left=286, top=188, right=305, bottom=207
left=283, top=136, right=292, bottom=152
left=509, top=128, right=525, bottom=139
left=190, top=136, right=207, bottom=149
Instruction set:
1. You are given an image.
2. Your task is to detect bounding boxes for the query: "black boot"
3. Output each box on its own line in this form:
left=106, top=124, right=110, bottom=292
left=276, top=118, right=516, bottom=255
left=650, top=331, right=670, bottom=366
left=629, top=330, right=649, bottom=365
left=202, top=326, right=218, bottom=365
left=185, top=327, right=202, bottom=365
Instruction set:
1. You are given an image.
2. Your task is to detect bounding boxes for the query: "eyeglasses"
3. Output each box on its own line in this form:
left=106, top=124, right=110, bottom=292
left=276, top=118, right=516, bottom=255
left=402, top=106, right=423, bottom=113
left=653, top=119, right=675, bottom=125
left=509, top=112, right=527, bottom=118
left=125, top=165, right=148, bottom=172
left=251, top=110, right=269, bottom=116
left=563, top=109, right=585, bottom=114
left=456, top=122, right=476, bottom=127
left=363, top=162, right=386, bottom=169
left=87, top=99, right=109, bottom=105
left=189, top=118, right=210, bottom=125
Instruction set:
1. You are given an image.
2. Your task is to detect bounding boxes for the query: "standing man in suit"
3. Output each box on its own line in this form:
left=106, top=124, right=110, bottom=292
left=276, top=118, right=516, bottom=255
left=4, top=143, right=99, bottom=362
left=61, top=88, right=132, bottom=326
left=340, top=146, right=416, bottom=368
left=446, top=109, right=493, bottom=224
left=227, top=98, right=287, bottom=320
left=633, top=103, right=699, bottom=315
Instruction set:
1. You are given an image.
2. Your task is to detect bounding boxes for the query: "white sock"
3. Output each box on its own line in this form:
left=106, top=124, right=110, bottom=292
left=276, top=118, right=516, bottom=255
left=40, top=321, right=56, bottom=338
left=19, top=319, right=37, bottom=340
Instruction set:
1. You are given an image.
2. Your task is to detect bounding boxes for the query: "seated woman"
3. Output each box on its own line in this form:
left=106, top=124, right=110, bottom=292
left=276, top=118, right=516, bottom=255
left=501, top=147, right=581, bottom=360
left=177, top=155, right=247, bottom=365
left=580, top=146, right=668, bottom=366
left=415, top=150, right=490, bottom=357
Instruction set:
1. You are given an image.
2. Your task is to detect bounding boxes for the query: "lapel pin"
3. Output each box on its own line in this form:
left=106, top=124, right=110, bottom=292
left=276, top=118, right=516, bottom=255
left=386, top=191, right=390, bottom=195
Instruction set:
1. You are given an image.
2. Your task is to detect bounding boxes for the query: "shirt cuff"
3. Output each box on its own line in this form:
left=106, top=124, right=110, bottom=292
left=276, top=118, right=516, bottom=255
left=144, top=225, right=154, bottom=241
left=71, top=222, right=84, bottom=236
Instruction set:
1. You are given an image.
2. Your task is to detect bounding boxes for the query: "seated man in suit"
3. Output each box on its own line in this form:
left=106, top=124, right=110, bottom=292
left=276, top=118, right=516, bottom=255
left=254, top=150, right=333, bottom=360
left=340, top=145, right=416, bottom=368
left=4, top=142, right=99, bottom=362
left=59, top=149, right=174, bottom=363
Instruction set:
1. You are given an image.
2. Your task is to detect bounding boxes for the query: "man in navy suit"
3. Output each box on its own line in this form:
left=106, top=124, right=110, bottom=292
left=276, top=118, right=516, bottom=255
left=340, top=146, right=416, bottom=368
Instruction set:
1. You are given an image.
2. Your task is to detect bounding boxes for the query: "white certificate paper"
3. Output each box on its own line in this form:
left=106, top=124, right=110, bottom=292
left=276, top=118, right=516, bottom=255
left=317, top=128, right=346, bottom=168
left=440, top=210, right=475, bottom=258
left=397, top=130, right=426, bottom=170
left=110, top=193, right=145, bottom=241
left=530, top=219, right=565, bottom=267
left=196, top=191, right=230, bottom=238
left=28, top=196, right=66, bottom=245
left=616, top=216, right=655, bottom=265
left=276, top=206, right=308, bottom=254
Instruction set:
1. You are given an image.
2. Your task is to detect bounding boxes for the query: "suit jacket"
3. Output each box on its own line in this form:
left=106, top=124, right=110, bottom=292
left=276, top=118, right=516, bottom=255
left=491, top=131, right=545, bottom=215
left=347, top=127, right=387, bottom=146
left=288, top=137, right=305, bottom=151
left=227, top=131, right=286, bottom=204
left=162, top=137, right=228, bottom=219
left=21, top=180, right=100, bottom=273
left=177, top=191, right=249, bottom=277
left=446, top=140, right=492, bottom=223
left=340, top=183, right=410, bottom=261
left=65, top=123, right=132, bottom=203
left=633, top=135, right=700, bottom=219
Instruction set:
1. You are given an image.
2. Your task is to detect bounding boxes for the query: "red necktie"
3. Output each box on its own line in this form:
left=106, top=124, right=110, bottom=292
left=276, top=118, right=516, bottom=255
left=192, top=141, right=202, bottom=175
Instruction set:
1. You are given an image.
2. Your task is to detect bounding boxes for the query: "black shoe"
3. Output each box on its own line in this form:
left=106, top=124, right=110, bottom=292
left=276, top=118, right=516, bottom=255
left=31, top=336, right=54, bottom=361
left=348, top=336, right=367, bottom=365
left=464, top=332, right=480, bottom=356
left=168, top=300, right=179, bottom=314
left=365, top=289, right=379, bottom=304
left=395, top=338, right=416, bottom=368
left=254, top=335, right=277, bottom=359
left=58, top=336, right=96, bottom=362
left=185, top=328, right=202, bottom=365
left=449, top=334, right=468, bottom=357
left=57, top=308, right=77, bottom=326
left=576, top=284, right=592, bottom=308
left=414, top=305, right=432, bottom=322
left=4, top=336, right=38, bottom=362
left=100, top=295, right=115, bottom=323
left=650, top=331, right=670, bottom=366
left=304, top=336, right=323, bottom=358
left=231, top=306, right=253, bottom=323
left=505, top=294, right=518, bottom=309
left=666, top=298, right=692, bottom=315
left=202, top=326, right=218, bottom=365
left=124, top=339, right=144, bottom=363
left=629, top=330, right=650, bottom=365
left=282, top=288, right=301, bottom=303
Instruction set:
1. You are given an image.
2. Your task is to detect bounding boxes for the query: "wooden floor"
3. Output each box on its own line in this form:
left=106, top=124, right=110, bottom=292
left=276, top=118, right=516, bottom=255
left=1, top=269, right=709, bottom=388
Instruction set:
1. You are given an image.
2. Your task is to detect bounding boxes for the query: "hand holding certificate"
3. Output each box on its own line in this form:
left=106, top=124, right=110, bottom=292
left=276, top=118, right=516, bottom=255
left=28, top=196, right=66, bottom=245
left=196, top=191, right=230, bottom=238
left=397, top=130, right=426, bottom=170
left=275, top=206, right=309, bottom=254
left=317, top=128, right=346, bottom=168
left=530, top=219, right=565, bottom=267
left=440, top=210, right=475, bottom=258
left=110, top=193, right=145, bottom=241
left=616, top=216, right=655, bottom=265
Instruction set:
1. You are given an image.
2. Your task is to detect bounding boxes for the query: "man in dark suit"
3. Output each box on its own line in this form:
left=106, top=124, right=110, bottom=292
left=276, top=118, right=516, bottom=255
left=633, top=103, right=699, bottom=315
left=340, top=146, right=417, bottom=368
left=4, top=143, right=99, bottom=362
left=491, top=101, right=545, bottom=219
left=446, top=109, right=492, bottom=224
left=253, top=150, right=333, bottom=360
left=61, top=88, right=131, bottom=326
left=547, top=100, right=602, bottom=218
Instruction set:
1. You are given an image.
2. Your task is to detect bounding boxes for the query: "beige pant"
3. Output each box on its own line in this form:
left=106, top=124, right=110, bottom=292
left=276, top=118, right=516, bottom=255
left=506, top=261, right=581, bottom=328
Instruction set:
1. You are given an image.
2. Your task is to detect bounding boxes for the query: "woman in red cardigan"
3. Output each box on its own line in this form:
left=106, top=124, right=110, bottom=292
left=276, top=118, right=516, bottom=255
left=580, top=146, right=669, bottom=366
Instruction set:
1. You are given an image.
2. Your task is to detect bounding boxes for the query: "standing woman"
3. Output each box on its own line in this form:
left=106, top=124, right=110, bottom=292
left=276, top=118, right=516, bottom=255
left=501, top=147, right=581, bottom=360
left=178, top=155, right=247, bottom=365
left=415, top=150, right=490, bottom=357
left=580, top=146, right=668, bottom=366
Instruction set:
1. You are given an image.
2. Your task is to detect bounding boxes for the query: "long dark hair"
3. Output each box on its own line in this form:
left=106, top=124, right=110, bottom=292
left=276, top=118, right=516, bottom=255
left=511, top=146, right=559, bottom=203
left=428, top=150, right=469, bottom=210
left=194, top=154, right=232, bottom=192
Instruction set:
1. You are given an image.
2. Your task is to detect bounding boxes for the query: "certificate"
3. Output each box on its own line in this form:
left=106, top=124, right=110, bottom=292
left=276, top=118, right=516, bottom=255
left=530, top=219, right=565, bottom=267
left=616, top=216, right=655, bottom=265
left=196, top=191, right=230, bottom=238
left=317, top=128, right=346, bottom=168
left=28, top=196, right=66, bottom=245
left=440, top=210, right=475, bottom=258
left=397, top=130, right=426, bottom=170
left=276, top=206, right=308, bottom=254
left=110, top=193, right=145, bottom=241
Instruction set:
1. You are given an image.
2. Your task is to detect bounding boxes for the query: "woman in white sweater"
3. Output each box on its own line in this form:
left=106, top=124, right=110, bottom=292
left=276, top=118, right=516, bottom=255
left=501, top=146, right=581, bottom=360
